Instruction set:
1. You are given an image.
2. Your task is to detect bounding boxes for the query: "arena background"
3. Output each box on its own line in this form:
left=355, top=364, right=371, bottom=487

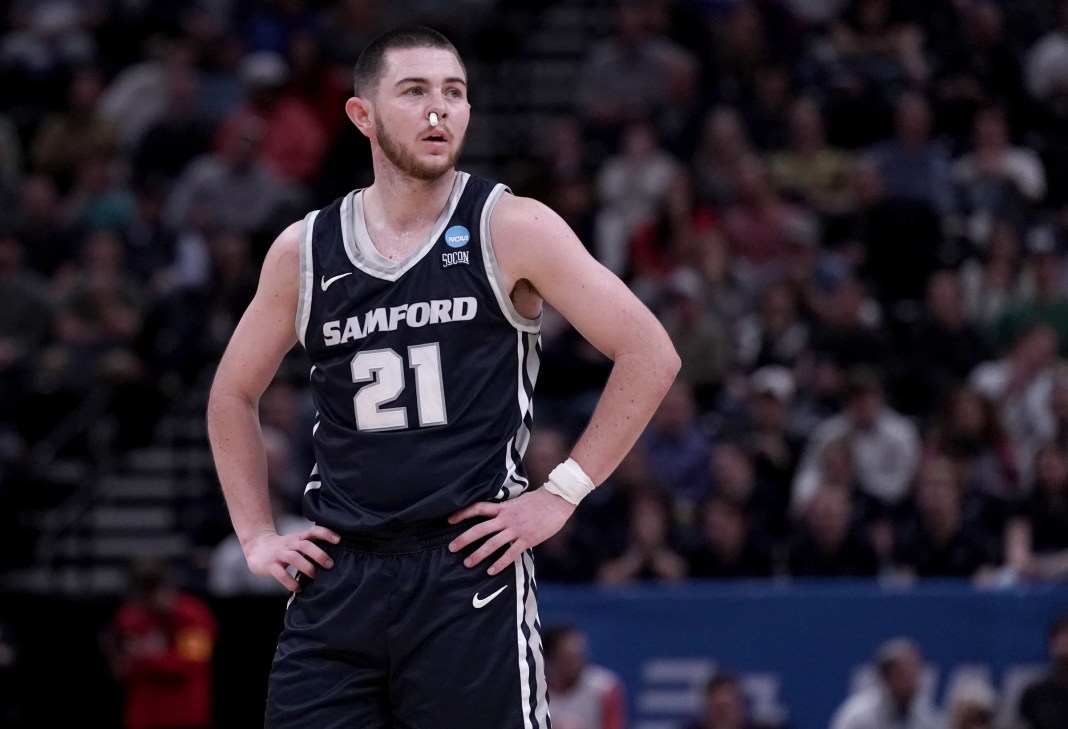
left=1, top=1, right=1068, bottom=727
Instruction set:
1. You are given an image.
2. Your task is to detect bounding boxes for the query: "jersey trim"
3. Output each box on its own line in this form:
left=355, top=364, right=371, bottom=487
left=515, top=551, right=549, bottom=729
left=496, top=329, right=540, bottom=501
left=296, top=209, right=319, bottom=346
left=480, top=186, right=541, bottom=334
left=340, top=172, right=470, bottom=282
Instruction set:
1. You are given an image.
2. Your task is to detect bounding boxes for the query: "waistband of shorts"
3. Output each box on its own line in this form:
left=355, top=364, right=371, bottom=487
left=325, top=517, right=488, bottom=555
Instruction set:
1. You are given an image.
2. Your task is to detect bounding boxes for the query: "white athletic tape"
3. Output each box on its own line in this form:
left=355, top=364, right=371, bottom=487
left=542, top=458, right=594, bottom=505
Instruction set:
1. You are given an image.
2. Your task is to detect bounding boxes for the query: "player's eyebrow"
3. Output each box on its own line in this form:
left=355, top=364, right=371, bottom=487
left=394, top=76, right=467, bottom=87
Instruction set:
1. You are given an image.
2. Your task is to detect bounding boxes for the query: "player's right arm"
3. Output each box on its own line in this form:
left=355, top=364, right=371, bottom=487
left=206, top=221, right=339, bottom=592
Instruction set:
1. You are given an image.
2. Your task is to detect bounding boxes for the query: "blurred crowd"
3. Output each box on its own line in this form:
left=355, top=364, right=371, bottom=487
left=1, top=0, right=1068, bottom=592
left=525, top=0, right=1068, bottom=590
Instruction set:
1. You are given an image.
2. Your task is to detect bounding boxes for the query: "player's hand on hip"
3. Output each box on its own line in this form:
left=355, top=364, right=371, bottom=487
left=243, top=525, right=341, bottom=592
left=447, top=487, right=576, bottom=575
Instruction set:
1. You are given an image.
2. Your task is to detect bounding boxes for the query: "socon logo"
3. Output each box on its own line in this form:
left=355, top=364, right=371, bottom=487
left=444, top=225, right=470, bottom=248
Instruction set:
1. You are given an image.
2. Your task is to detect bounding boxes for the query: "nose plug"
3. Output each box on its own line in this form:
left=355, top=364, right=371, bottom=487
left=429, top=112, right=439, bottom=127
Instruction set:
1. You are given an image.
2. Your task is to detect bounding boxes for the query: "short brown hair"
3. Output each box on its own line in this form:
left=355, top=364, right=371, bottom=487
left=352, top=25, right=464, bottom=97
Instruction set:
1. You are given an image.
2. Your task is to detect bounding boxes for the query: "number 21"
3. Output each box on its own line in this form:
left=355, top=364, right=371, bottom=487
left=351, top=344, right=447, bottom=431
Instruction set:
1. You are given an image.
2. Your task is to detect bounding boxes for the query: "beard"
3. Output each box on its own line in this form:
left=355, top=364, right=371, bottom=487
left=375, top=114, right=464, bottom=181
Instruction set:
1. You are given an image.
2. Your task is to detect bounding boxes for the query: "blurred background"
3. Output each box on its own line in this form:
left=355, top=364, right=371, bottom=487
left=1, top=0, right=1068, bottom=727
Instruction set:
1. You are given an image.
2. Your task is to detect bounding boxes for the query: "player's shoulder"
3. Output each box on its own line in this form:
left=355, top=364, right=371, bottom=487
left=489, top=191, right=571, bottom=249
left=491, top=190, right=557, bottom=224
left=263, top=219, right=304, bottom=272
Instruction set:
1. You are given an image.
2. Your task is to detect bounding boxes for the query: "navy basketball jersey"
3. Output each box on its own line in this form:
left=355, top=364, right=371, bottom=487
left=295, top=172, right=541, bottom=533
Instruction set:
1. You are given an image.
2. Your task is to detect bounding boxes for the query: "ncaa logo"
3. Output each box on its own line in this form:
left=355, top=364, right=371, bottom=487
left=444, top=225, right=470, bottom=248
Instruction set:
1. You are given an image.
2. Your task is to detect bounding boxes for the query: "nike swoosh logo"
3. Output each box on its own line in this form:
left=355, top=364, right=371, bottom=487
left=321, top=272, right=353, bottom=291
left=472, top=585, right=508, bottom=609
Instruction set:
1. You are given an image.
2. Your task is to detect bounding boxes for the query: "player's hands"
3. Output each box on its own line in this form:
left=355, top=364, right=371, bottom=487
left=447, top=487, right=576, bottom=575
left=242, top=525, right=341, bottom=592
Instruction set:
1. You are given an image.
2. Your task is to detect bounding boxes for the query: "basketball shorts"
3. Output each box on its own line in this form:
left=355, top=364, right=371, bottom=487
left=264, top=519, right=551, bottom=729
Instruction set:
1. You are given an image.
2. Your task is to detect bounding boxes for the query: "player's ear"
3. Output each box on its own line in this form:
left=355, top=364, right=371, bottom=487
left=346, top=96, right=374, bottom=139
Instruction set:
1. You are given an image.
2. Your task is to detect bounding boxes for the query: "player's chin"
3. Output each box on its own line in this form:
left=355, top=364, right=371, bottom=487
left=411, top=157, right=455, bottom=180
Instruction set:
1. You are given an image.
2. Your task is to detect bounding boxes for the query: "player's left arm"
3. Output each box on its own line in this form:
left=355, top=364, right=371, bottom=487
left=449, top=194, right=680, bottom=574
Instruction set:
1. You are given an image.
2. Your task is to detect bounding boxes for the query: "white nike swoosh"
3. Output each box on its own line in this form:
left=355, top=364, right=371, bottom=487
left=321, top=272, right=353, bottom=291
left=472, top=585, right=508, bottom=609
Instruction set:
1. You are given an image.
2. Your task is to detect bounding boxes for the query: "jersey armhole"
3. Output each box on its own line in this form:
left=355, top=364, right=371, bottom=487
left=295, top=209, right=320, bottom=346
left=480, top=185, right=541, bottom=333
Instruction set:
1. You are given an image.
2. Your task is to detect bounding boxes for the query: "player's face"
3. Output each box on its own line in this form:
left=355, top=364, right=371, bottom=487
left=372, top=47, right=469, bottom=180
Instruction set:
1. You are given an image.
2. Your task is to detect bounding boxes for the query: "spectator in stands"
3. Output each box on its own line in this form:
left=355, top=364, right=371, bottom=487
left=685, top=492, right=774, bottom=579
left=935, top=1, right=1026, bottom=138
left=214, top=50, right=328, bottom=183
left=163, top=114, right=306, bottom=242
left=867, top=90, right=955, bottom=217
left=945, top=680, right=998, bottom=729
left=544, top=623, right=626, bottom=729
left=1004, top=445, right=1068, bottom=581
left=728, top=366, right=801, bottom=536
left=959, top=219, right=1029, bottom=329
left=1048, top=367, right=1068, bottom=450
left=722, top=155, right=808, bottom=274
left=1024, top=1, right=1068, bottom=206
left=681, top=670, right=780, bottom=729
left=708, top=438, right=783, bottom=544
left=995, top=225, right=1068, bottom=356
left=658, top=266, right=731, bottom=408
left=1017, top=614, right=1068, bottom=729
left=807, top=272, right=893, bottom=372
left=953, top=106, right=1046, bottom=247
left=711, top=2, right=783, bottom=110
left=769, top=96, right=852, bottom=218
left=13, top=172, right=79, bottom=277
left=833, top=156, right=943, bottom=308
left=62, top=153, right=135, bottom=233
left=639, top=379, right=712, bottom=511
left=655, top=49, right=706, bottom=161
left=0, top=1, right=97, bottom=110
left=899, top=269, right=993, bottom=415
left=792, top=366, right=920, bottom=516
left=594, top=120, right=680, bottom=275
left=283, top=28, right=351, bottom=147
left=816, top=0, right=927, bottom=148
left=597, top=487, right=688, bottom=584
left=894, top=456, right=997, bottom=579
left=579, top=443, right=665, bottom=563
left=130, top=55, right=214, bottom=188
left=317, top=0, right=399, bottom=66
left=574, top=0, right=695, bottom=157
left=737, top=63, right=793, bottom=153
left=628, top=171, right=718, bottom=290
left=691, top=106, right=753, bottom=209
left=926, top=383, right=1019, bottom=506
left=788, top=484, right=879, bottom=578
left=970, top=323, right=1059, bottom=489
left=99, top=34, right=200, bottom=154
left=101, top=559, right=217, bottom=729
left=735, top=280, right=810, bottom=371
left=830, top=637, right=938, bottom=729
left=30, top=66, right=119, bottom=191
left=1025, top=3, right=1068, bottom=112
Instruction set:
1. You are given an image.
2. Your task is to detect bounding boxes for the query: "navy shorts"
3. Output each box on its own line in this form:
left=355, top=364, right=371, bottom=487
left=264, top=520, right=551, bottom=729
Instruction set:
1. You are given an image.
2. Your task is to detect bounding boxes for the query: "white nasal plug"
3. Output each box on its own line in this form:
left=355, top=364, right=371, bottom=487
left=429, top=112, right=439, bottom=127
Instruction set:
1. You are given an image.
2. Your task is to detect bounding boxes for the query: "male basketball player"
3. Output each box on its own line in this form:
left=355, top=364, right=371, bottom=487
left=207, top=26, right=680, bottom=729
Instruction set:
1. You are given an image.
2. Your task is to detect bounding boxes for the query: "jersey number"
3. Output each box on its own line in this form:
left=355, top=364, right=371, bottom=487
left=351, top=344, right=447, bottom=431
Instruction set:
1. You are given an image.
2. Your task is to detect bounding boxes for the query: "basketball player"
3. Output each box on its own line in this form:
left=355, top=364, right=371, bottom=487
left=206, top=25, right=680, bottom=729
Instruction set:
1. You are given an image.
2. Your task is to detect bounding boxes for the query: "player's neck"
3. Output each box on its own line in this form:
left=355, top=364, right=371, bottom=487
left=364, top=167, right=458, bottom=235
